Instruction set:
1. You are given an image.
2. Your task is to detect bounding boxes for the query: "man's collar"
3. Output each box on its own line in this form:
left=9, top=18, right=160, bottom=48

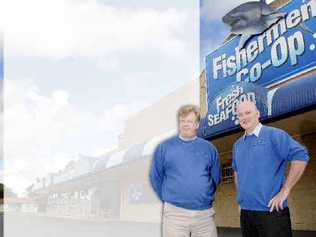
left=179, top=135, right=197, bottom=141
left=243, top=123, right=262, bottom=139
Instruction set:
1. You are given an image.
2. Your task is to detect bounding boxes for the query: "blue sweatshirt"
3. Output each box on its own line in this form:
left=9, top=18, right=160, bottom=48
left=232, top=125, right=309, bottom=211
left=150, top=136, right=221, bottom=210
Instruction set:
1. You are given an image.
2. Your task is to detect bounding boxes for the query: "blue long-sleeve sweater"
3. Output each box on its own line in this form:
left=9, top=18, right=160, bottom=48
left=150, top=136, right=221, bottom=210
left=232, top=125, right=309, bottom=211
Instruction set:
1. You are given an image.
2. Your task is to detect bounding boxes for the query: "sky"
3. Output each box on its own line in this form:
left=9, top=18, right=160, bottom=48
left=3, top=0, right=199, bottom=196
left=2, top=0, right=273, bottom=196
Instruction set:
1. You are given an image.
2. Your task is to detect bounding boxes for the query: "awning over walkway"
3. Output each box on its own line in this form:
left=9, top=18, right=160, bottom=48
left=93, top=129, right=177, bottom=171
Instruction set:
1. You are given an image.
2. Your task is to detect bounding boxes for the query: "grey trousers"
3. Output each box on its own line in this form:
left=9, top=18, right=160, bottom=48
left=162, top=202, right=218, bottom=237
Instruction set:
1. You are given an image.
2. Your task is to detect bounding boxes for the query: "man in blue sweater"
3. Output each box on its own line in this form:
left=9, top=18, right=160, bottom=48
left=232, top=101, right=309, bottom=237
left=150, top=105, right=221, bottom=237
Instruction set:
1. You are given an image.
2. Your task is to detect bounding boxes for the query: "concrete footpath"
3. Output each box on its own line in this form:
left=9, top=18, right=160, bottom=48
left=3, top=213, right=316, bottom=237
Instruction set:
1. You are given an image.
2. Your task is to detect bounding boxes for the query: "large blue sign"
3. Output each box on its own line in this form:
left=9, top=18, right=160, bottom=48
left=199, top=0, right=316, bottom=138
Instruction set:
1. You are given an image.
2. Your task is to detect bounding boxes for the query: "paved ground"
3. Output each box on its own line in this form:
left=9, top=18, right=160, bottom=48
left=3, top=213, right=316, bottom=237
left=0, top=214, right=2, bottom=237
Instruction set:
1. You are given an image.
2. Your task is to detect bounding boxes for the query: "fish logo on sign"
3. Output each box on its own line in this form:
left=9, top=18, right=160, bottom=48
left=222, top=0, right=312, bottom=48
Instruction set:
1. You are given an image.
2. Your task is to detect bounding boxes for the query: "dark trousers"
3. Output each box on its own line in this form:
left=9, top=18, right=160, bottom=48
left=240, top=208, right=292, bottom=237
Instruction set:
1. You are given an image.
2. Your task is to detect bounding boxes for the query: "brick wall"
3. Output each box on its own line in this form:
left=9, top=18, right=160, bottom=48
left=289, top=133, right=316, bottom=230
